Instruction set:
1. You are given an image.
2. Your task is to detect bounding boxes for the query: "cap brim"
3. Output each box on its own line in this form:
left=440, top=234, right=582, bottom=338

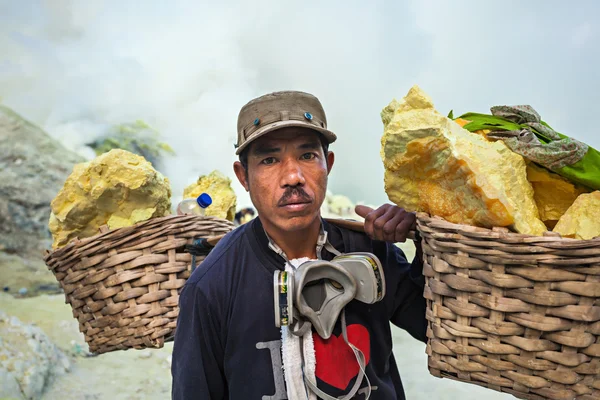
left=235, top=120, right=337, bottom=155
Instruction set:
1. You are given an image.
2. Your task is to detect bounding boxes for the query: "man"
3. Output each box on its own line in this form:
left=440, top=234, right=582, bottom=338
left=172, top=91, right=427, bottom=399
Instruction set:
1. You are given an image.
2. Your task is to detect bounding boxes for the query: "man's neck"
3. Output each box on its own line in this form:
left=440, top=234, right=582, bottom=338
left=260, top=216, right=321, bottom=260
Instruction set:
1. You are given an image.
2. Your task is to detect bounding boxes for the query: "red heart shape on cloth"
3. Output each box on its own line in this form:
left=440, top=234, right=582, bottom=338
left=312, top=324, right=371, bottom=390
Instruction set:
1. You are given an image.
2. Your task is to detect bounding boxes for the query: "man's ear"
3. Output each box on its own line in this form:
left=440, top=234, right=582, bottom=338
left=326, top=151, right=335, bottom=175
left=233, top=161, right=249, bottom=192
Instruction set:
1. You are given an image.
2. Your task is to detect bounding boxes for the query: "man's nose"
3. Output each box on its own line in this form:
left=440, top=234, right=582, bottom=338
left=280, top=159, right=306, bottom=187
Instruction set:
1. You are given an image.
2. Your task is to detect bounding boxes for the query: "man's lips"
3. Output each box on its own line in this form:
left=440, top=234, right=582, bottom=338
left=278, top=197, right=312, bottom=207
left=280, top=201, right=311, bottom=207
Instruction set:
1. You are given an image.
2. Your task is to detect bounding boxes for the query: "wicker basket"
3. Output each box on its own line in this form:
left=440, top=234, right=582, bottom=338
left=43, top=214, right=235, bottom=355
left=416, top=212, right=600, bottom=400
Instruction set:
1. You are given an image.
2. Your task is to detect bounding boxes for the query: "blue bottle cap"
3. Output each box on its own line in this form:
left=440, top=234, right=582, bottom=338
left=196, top=193, right=212, bottom=208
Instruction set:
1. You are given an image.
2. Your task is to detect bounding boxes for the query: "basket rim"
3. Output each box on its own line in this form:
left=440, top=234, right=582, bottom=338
left=44, top=213, right=235, bottom=260
left=416, top=212, right=600, bottom=244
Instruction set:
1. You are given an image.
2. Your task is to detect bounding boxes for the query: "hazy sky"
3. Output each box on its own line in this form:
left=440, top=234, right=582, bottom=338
left=1, top=0, right=598, bottom=209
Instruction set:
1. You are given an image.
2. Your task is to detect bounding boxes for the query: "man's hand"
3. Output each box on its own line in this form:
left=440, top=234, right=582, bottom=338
left=355, top=204, right=416, bottom=243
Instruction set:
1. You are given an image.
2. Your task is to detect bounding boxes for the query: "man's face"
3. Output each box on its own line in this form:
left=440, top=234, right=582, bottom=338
left=234, top=127, right=335, bottom=234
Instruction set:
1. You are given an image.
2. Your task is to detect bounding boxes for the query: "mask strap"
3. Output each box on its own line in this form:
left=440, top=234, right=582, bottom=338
left=318, top=223, right=342, bottom=259
left=290, top=319, right=311, bottom=337
left=315, top=224, right=327, bottom=259
left=302, top=309, right=370, bottom=400
left=323, top=240, right=341, bottom=257
left=341, top=309, right=371, bottom=399
left=264, top=228, right=289, bottom=262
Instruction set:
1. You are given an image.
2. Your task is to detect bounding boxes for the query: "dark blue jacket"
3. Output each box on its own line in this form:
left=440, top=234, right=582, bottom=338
left=171, top=216, right=427, bottom=399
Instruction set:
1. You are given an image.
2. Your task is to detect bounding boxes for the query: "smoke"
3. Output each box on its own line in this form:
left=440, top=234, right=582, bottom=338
left=1, top=0, right=598, bottom=210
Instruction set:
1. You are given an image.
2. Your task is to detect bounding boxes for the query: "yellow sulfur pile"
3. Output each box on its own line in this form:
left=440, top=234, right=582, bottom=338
left=380, top=85, right=547, bottom=236
left=183, top=170, right=237, bottom=221
left=48, top=149, right=172, bottom=248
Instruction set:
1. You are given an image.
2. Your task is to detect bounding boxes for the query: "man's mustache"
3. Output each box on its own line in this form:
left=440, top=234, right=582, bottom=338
left=278, top=187, right=312, bottom=206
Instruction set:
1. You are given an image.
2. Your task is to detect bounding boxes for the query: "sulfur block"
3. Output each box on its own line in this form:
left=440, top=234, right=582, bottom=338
left=380, top=85, right=547, bottom=236
left=48, top=149, right=172, bottom=248
left=553, top=191, right=600, bottom=240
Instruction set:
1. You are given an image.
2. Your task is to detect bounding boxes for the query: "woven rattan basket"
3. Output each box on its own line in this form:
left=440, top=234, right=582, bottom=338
left=43, top=214, right=235, bottom=355
left=416, top=212, right=600, bottom=400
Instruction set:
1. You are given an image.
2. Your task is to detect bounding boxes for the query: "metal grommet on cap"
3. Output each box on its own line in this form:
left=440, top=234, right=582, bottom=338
left=254, top=118, right=260, bottom=126
left=304, top=112, right=313, bottom=121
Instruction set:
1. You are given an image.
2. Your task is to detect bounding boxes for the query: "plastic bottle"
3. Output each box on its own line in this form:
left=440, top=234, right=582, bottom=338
left=177, top=193, right=212, bottom=216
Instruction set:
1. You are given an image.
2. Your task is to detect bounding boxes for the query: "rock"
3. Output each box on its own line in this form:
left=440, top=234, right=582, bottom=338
left=526, top=162, right=591, bottom=230
left=183, top=170, right=237, bottom=221
left=0, top=105, right=86, bottom=258
left=0, top=311, right=70, bottom=399
left=0, top=365, right=24, bottom=400
left=380, top=85, right=547, bottom=236
left=48, top=149, right=172, bottom=248
left=553, top=191, right=600, bottom=240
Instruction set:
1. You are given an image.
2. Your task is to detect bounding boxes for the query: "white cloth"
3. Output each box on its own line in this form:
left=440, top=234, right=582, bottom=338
left=281, top=257, right=317, bottom=400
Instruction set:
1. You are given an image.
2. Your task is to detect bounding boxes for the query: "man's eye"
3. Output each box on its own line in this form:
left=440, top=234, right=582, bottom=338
left=261, top=157, right=276, bottom=165
left=301, top=153, right=316, bottom=160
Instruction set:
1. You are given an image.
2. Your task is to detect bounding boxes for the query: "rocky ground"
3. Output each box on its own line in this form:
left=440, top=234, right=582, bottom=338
left=0, top=291, right=174, bottom=400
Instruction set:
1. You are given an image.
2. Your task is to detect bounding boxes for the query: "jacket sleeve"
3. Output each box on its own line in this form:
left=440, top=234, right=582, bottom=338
left=384, top=241, right=428, bottom=343
left=171, top=280, right=226, bottom=399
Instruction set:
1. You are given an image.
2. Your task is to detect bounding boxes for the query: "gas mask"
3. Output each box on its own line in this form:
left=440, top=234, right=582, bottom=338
left=267, top=225, right=385, bottom=400
left=273, top=252, right=385, bottom=339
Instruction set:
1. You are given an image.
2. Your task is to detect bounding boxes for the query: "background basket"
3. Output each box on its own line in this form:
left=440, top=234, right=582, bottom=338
left=416, top=212, right=600, bottom=400
left=43, top=214, right=235, bottom=355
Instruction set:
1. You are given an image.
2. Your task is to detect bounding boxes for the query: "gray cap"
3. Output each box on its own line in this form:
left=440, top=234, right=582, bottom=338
left=235, top=90, right=337, bottom=155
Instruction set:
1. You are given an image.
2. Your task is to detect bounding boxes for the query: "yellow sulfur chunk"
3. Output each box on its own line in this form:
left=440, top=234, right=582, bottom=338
left=380, top=85, right=547, bottom=236
left=48, top=149, right=172, bottom=248
left=553, top=191, right=600, bottom=240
